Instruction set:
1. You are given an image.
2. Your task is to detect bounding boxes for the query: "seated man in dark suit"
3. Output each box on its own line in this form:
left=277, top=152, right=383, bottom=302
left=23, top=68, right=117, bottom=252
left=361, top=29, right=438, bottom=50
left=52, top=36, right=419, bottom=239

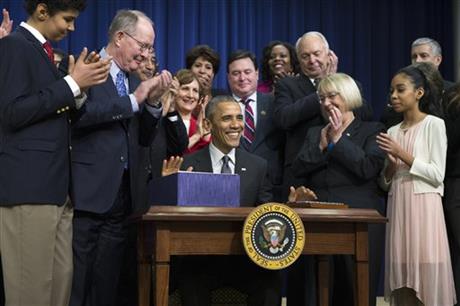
left=169, top=95, right=281, bottom=306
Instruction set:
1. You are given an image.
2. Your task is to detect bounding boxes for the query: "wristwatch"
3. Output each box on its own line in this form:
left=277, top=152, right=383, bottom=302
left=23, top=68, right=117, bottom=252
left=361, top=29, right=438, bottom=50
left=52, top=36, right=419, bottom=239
left=147, top=99, right=162, bottom=108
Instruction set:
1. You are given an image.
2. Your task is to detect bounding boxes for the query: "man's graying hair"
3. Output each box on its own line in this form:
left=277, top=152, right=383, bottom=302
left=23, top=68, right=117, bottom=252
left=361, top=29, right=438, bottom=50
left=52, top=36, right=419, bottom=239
left=205, top=95, right=239, bottom=120
left=412, top=37, right=442, bottom=57
left=108, top=10, right=154, bottom=42
left=295, top=31, right=330, bottom=53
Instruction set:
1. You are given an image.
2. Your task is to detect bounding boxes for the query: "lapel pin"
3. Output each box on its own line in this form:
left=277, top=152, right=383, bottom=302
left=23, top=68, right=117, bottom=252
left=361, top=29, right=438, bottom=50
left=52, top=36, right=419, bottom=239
left=260, top=110, right=266, bottom=116
left=241, top=168, right=247, bottom=171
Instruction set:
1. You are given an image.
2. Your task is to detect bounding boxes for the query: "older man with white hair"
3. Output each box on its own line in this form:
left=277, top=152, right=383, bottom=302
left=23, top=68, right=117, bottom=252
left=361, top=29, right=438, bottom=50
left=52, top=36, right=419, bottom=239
left=274, top=31, right=373, bottom=197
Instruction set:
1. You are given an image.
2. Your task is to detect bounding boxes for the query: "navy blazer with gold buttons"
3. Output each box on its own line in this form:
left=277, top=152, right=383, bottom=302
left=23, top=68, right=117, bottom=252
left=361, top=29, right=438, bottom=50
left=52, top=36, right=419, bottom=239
left=0, top=27, right=75, bottom=206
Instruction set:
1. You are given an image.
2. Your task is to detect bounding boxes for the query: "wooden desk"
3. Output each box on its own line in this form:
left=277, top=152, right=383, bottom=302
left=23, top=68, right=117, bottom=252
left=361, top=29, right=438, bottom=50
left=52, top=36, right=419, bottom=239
left=137, top=206, right=386, bottom=306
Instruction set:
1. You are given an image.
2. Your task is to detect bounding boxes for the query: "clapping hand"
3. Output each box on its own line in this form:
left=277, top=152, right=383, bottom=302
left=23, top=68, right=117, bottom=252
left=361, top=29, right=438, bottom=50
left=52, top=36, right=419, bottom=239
left=273, top=70, right=296, bottom=82
left=196, top=103, right=211, bottom=138
left=83, top=50, right=102, bottom=64
left=376, top=132, right=400, bottom=164
left=161, top=77, right=179, bottom=116
left=326, top=106, right=343, bottom=143
left=319, top=123, right=330, bottom=151
left=69, top=48, right=112, bottom=92
left=134, top=69, right=172, bottom=104
left=147, top=70, right=173, bottom=102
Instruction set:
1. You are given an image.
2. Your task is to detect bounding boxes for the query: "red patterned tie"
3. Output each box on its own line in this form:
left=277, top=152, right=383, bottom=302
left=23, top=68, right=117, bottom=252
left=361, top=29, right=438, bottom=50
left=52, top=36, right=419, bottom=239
left=242, top=98, right=255, bottom=149
left=42, top=41, right=55, bottom=64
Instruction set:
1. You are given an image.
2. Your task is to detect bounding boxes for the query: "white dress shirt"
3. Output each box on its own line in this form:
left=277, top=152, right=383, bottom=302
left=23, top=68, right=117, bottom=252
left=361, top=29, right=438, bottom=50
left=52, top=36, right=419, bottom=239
left=209, top=142, right=236, bottom=174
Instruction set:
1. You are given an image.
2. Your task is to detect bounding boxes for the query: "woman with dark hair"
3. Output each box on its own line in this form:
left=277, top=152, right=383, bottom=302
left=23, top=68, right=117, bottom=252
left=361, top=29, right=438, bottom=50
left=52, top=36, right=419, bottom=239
left=377, top=66, right=456, bottom=306
left=258, top=40, right=300, bottom=93
left=162, top=69, right=211, bottom=154
left=185, top=44, right=225, bottom=98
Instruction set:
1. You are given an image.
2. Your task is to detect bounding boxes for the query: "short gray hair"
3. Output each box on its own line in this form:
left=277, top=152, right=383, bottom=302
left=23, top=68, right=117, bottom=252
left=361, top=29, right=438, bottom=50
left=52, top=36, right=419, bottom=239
left=205, top=95, right=239, bottom=120
left=318, top=73, right=362, bottom=111
left=295, top=31, right=329, bottom=53
left=108, top=10, right=154, bottom=42
left=411, top=37, right=442, bottom=57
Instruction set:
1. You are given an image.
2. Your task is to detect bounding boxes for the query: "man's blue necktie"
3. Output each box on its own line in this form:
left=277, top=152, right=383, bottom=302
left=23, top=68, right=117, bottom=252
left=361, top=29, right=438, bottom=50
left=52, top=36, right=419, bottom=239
left=116, top=71, right=128, bottom=97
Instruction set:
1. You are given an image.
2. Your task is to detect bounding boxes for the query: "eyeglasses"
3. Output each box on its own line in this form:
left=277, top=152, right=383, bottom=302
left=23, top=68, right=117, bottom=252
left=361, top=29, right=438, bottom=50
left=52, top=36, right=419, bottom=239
left=318, top=92, right=339, bottom=103
left=123, top=31, right=154, bottom=54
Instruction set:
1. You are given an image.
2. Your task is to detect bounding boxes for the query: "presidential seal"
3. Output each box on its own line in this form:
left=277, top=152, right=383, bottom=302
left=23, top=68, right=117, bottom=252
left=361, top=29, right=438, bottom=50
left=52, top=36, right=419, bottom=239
left=242, top=203, right=305, bottom=270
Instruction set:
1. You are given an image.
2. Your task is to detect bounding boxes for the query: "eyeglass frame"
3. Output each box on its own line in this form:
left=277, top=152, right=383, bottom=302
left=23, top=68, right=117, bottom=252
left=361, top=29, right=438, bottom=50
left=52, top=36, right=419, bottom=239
left=318, top=91, right=340, bottom=104
left=122, top=31, right=154, bottom=54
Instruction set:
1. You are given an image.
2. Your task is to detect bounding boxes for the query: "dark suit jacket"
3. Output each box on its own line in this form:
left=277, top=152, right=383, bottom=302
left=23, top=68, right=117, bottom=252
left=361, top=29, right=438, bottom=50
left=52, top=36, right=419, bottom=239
left=444, top=99, right=460, bottom=209
left=239, top=92, right=284, bottom=186
left=274, top=74, right=373, bottom=168
left=211, top=88, right=228, bottom=96
left=182, top=147, right=272, bottom=206
left=148, top=113, right=188, bottom=179
left=0, top=27, right=75, bottom=206
left=132, top=114, right=188, bottom=213
left=70, top=71, right=160, bottom=214
left=445, top=114, right=460, bottom=179
left=292, top=119, right=385, bottom=211
left=292, top=119, right=385, bottom=306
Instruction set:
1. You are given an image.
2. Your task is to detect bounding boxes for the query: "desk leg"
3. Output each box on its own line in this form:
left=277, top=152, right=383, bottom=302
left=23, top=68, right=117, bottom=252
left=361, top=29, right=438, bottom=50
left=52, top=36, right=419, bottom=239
left=155, top=263, right=170, bottom=306
left=355, top=224, right=369, bottom=306
left=154, top=225, right=171, bottom=306
left=138, top=258, right=152, bottom=306
left=317, top=255, right=329, bottom=306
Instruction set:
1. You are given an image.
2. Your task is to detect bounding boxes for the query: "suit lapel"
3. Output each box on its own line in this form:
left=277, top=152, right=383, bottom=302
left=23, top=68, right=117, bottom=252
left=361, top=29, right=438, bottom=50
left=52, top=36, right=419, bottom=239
left=251, top=93, right=268, bottom=151
left=343, top=118, right=361, bottom=138
left=297, top=74, right=315, bottom=96
left=101, top=76, right=118, bottom=97
left=128, top=73, right=140, bottom=91
left=195, top=149, right=213, bottom=173
left=102, top=72, right=140, bottom=131
left=234, top=149, right=248, bottom=176
left=16, top=27, right=60, bottom=79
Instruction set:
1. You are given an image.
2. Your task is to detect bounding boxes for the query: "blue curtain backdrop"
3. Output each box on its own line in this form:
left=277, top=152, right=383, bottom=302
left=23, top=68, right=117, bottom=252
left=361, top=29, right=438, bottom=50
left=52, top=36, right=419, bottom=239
left=1, top=0, right=454, bottom=119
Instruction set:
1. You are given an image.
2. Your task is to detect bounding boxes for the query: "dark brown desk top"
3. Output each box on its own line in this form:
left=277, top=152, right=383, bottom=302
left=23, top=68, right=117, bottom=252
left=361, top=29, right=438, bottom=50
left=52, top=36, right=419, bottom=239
left=141, top=205, right=387, bottom=223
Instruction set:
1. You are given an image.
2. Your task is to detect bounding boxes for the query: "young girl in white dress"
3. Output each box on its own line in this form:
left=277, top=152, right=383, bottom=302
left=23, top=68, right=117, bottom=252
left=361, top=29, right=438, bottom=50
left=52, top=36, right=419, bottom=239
left=377, top=65, right=456, bottom=306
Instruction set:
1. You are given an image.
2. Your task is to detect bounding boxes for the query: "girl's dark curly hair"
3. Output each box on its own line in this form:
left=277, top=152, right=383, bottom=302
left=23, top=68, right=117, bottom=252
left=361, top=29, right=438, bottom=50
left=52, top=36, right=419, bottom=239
left=396, top=65, right=443, bottom=117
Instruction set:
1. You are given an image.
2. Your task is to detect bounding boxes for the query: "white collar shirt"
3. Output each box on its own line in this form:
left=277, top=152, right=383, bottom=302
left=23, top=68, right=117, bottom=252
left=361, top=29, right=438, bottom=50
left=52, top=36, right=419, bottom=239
left=209, top=142, right=236, bottom=174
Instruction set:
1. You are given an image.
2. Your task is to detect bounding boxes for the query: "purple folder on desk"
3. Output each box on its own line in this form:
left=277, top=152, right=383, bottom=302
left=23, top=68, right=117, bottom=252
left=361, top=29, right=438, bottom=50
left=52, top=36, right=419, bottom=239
left=149, top=171, right=240, bottom=207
